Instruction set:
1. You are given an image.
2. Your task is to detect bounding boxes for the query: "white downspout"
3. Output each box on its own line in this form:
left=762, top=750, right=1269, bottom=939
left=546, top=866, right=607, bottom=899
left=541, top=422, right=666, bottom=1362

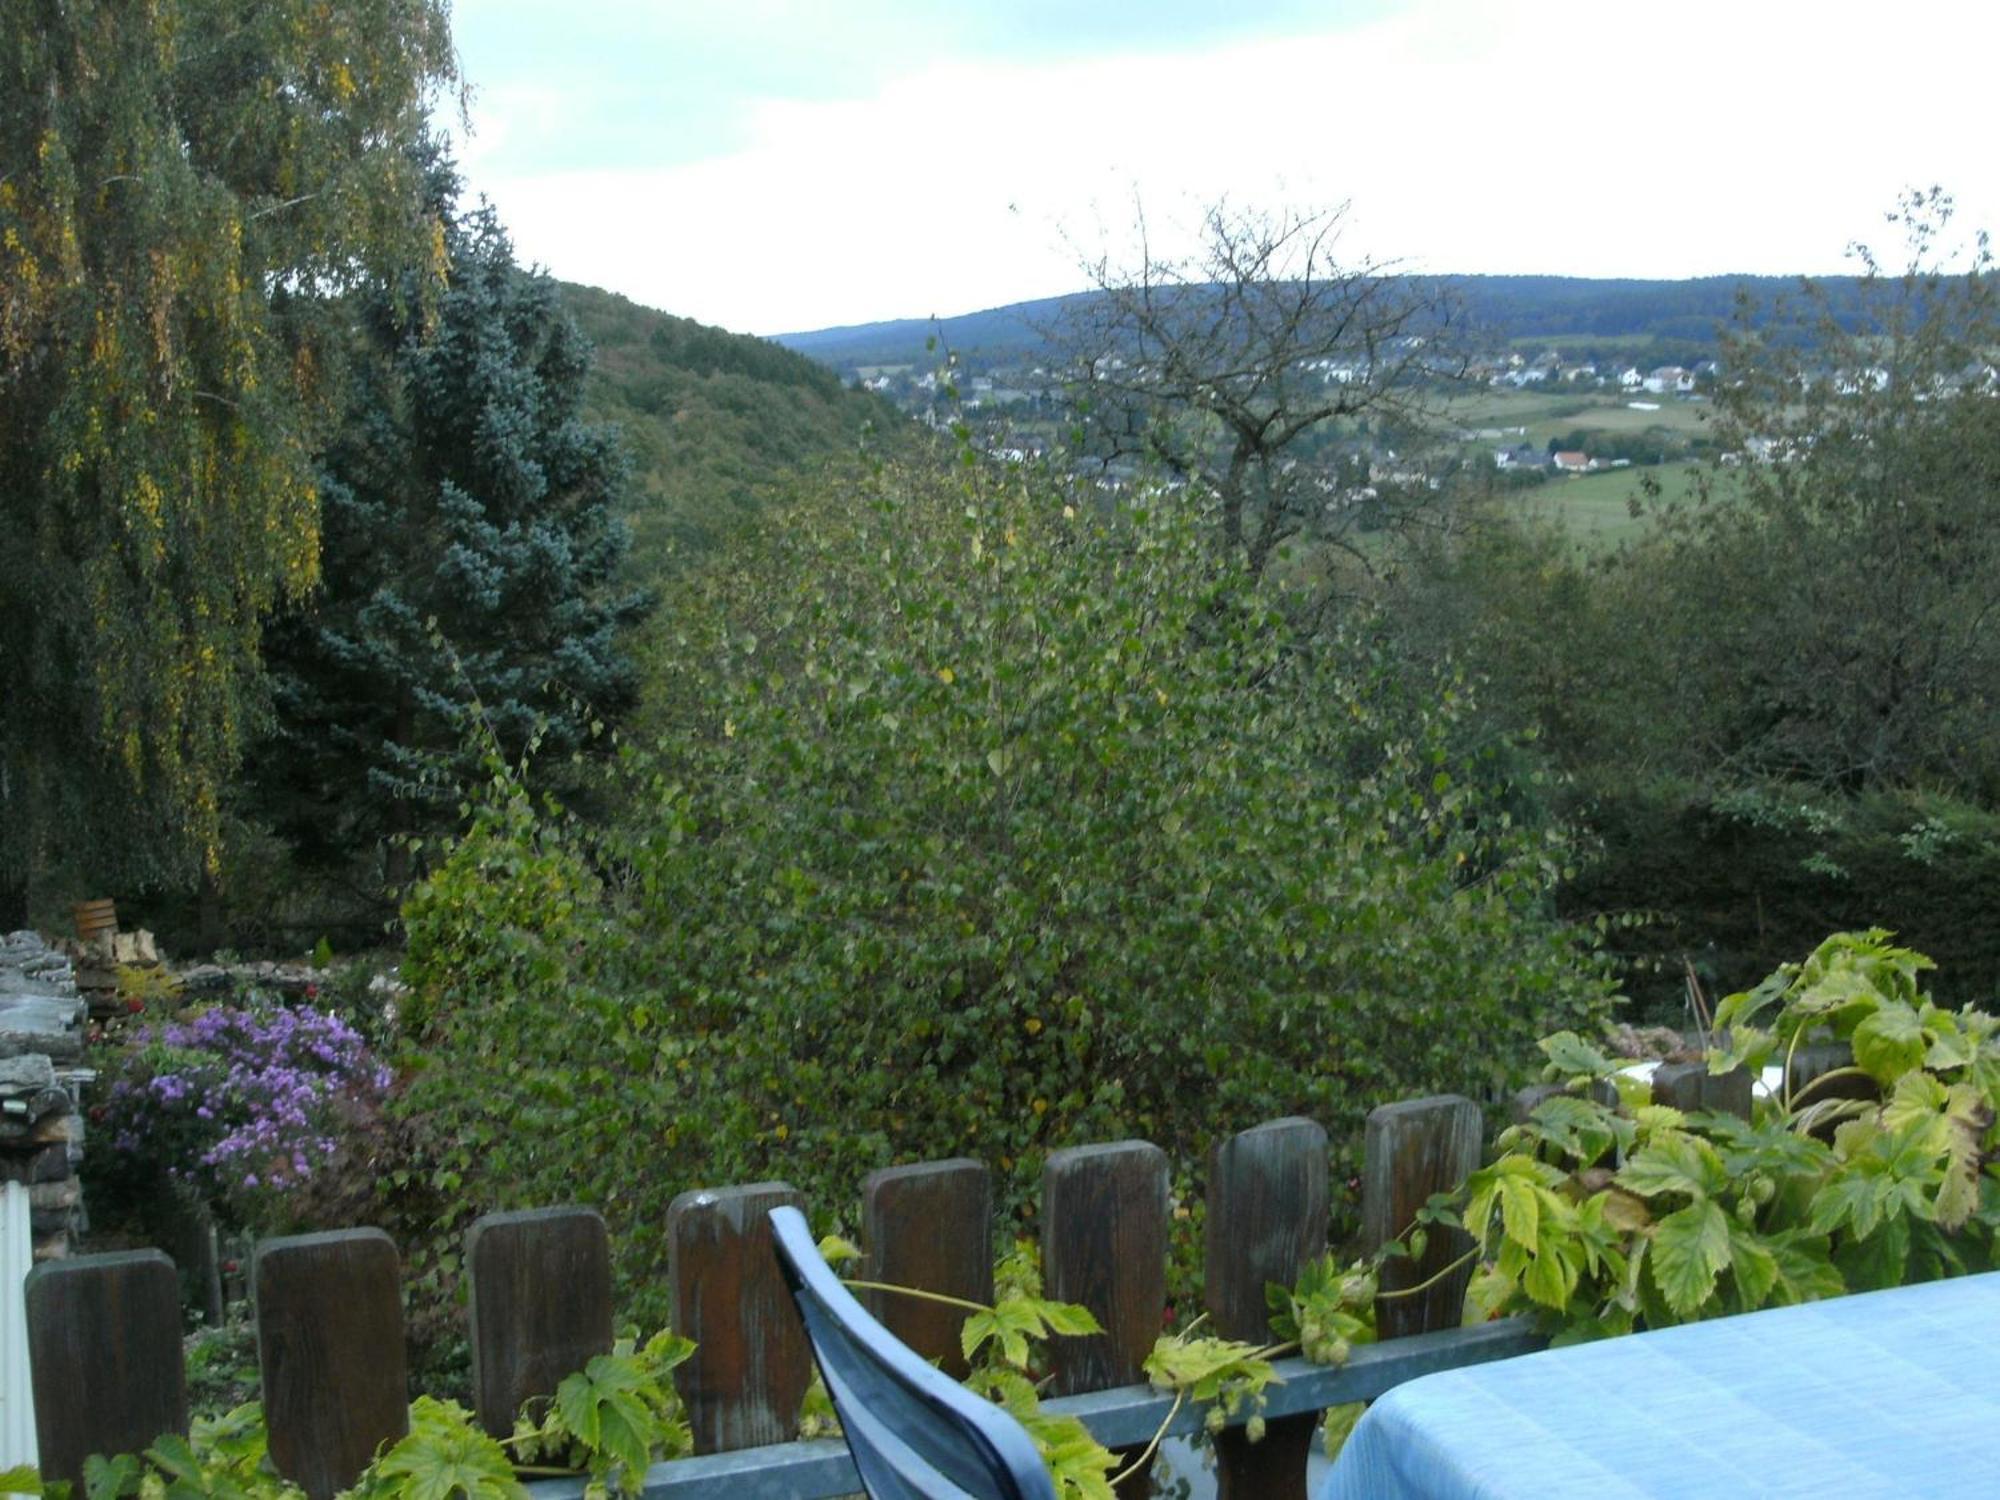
left=0, top=1179, right=36, bottom=1470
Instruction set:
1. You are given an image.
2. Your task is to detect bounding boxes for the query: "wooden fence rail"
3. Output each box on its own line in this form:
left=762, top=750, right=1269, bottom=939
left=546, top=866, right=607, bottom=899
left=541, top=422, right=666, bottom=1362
left=24, top=1095, right=1541, bottom=1500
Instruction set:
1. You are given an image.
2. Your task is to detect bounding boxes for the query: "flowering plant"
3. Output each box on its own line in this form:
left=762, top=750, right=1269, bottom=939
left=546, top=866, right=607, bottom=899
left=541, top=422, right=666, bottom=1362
left=101, top=1000, right=391, bottom=1230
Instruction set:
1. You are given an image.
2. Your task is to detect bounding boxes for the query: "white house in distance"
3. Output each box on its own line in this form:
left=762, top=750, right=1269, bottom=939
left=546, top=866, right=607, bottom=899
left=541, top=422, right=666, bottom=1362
left=1552, top=450, right=1593, bottom=474
left=1643, top=366, right=1696, bottom=395
left=1494, top=443, right=1546, bottom=471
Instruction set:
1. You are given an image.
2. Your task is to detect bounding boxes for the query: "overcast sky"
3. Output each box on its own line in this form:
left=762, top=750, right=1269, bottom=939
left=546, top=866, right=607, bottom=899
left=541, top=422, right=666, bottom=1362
left=447, top=0, right=2000, bottom=336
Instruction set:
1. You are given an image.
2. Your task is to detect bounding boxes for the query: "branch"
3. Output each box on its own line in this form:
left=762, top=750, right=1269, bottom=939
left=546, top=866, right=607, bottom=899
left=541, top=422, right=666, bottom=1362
left=249, top=192, right=320, bottom=222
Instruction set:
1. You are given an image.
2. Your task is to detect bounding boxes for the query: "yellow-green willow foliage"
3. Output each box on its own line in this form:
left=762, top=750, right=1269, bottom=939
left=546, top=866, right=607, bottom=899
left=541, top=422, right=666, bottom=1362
left=0, top=0, right=456, bottom=896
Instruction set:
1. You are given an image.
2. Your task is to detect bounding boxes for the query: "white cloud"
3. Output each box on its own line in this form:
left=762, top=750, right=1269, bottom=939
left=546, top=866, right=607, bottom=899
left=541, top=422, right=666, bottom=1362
left=460, top=0, right=2000, bottom=333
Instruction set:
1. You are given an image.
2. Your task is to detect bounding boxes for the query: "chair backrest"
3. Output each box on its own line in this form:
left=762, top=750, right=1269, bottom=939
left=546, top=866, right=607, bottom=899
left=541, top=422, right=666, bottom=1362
left=767, top=1206, right=1057, bottom=1500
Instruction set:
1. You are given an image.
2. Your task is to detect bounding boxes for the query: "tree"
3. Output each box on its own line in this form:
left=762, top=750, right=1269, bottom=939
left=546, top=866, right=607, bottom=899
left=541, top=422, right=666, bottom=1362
left=399, top=450, right=1612, bottom=1322
left=253, top=159, right=650, bottom=912
left=1649, top=189, right=2000, bottom=794
left=1056, top=201, right=1461, bottom=577
left=0, top=0, right=456, bottom=914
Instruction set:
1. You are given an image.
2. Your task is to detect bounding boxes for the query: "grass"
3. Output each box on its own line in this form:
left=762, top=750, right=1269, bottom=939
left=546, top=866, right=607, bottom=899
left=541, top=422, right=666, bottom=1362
left=1515, top=463, right=1705, bottom=549
left=1507, top=332, right=1660, bottom=352
left=1443, top=387, right=1711, bottom=447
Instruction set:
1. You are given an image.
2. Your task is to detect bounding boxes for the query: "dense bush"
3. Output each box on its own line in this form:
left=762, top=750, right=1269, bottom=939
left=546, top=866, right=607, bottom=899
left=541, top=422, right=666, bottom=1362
left=1565, top=780, right=2000, bottom=1018
left=396, top=453, right=1613, bottom=1327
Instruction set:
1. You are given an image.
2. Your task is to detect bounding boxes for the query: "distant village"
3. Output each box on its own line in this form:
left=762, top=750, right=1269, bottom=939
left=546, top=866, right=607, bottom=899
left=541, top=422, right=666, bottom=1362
left=851, top=336, right=2000, bottom=501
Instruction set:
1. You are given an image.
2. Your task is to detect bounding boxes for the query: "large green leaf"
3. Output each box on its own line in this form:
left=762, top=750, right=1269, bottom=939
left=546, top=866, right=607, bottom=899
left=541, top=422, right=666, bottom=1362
left=373, top=1399, right=527, bottom=1500
left=1650, top=1199, right=1731, bottom=1317
left=1852, top=1002, right=1927, bottom=1085
left=1497, top=1174, right=1542, bottom=1255
left=1725, top=1221, right=1780, bottom=1311
left=554, top=1356, right=658, bottom=1492
left=1617, top=1134, right=1726, bottom=1202
left=1539, top=1032, right=1616, bottom=1081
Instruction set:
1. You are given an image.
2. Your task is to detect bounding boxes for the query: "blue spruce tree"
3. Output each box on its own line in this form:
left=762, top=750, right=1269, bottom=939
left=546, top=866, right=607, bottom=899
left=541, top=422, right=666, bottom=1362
left=257, top=154, right=649, bottom=909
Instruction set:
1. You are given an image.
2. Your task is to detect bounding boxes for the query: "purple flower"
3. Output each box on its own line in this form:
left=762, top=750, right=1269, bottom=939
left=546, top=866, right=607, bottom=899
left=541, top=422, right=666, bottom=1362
left=101, top=999, right=387, bottom=1220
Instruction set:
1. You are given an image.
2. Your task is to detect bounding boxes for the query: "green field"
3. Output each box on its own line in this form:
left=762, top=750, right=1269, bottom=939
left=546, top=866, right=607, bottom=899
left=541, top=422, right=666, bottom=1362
left=1444, top=387, right=1710, bottom=448
left=1506, top=332, right=1660, bottom=352
left=1516, top=463, right=1704, bottom=548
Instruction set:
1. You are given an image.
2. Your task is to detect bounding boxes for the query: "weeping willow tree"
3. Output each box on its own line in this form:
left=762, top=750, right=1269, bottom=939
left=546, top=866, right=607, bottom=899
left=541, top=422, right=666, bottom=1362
left=0, top=0, right=458, bottom=911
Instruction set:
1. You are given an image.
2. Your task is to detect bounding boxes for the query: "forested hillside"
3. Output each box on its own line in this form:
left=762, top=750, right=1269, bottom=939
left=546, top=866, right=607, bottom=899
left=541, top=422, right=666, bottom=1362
left=775, top=275, right=1874, bottom=374
left=558, top=283, right=906, bottom=567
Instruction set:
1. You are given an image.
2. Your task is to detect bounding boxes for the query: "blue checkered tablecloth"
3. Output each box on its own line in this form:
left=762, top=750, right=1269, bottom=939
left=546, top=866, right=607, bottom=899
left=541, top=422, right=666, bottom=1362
left=1320, top=1272, right=2000, bottom=1499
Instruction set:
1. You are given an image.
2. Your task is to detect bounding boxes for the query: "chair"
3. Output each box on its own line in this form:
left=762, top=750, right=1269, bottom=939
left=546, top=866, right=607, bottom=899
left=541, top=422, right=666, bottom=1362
left=767, top=1205, right=1057, bottom=1500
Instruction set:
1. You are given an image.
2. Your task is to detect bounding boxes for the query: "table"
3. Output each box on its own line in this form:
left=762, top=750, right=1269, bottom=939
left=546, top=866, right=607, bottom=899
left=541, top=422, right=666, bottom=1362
left=1320, top=1272, right=2000, bottom=1499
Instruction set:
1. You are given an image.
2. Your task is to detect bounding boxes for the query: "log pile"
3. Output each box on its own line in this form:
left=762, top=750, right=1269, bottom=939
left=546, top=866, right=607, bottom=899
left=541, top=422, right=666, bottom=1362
left=65, top=928, right=164, bottom=1020
left=0, top=930, right=89, bottom=1261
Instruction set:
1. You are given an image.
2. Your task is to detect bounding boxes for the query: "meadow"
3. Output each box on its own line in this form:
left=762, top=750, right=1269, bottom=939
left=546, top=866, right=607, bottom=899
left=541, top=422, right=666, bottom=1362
left=1516, top=462, right=1704, bottom=547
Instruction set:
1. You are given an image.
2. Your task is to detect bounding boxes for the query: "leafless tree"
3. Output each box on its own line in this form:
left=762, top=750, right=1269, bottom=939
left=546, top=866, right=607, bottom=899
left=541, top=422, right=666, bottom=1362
left=1055, top=200, right=1463, bottom=577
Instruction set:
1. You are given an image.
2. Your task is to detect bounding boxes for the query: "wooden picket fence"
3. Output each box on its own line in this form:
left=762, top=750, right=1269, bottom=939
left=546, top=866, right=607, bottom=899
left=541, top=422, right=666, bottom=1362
left=21, top=1091, right=1582, bottom=1500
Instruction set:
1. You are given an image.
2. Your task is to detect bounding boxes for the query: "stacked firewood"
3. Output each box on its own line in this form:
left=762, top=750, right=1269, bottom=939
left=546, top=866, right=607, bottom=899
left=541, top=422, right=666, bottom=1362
left=1, top=929, right=92, bottom=1260
left=0, top=1055, right=84, bottom=1262
left=65, top=929, right=164, bottom=1019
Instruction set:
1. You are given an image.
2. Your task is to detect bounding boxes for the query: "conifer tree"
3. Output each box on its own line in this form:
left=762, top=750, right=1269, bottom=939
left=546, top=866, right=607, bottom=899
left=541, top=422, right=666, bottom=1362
left=254, top=157, right=650, bottom=903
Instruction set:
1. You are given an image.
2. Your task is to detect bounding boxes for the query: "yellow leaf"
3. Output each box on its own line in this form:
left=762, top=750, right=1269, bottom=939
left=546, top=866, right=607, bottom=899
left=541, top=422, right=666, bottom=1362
left=937, top=667, right=955, bottom=684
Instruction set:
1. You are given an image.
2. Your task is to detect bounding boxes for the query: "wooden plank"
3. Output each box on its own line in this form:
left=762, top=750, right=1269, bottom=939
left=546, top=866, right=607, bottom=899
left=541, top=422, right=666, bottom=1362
left=860, top=1158, right=991, bottom=1378
left=1364, top=1095, right=1483, bottom=1340
left=1650, top=1061, right=1753, bottom=1120
left=25, top=1250, right=187, bottom=1490
left=1204, top=1118, right=1327, bottom=1500
left=1042, top=1141, right=1168, bottom=1392
left=467, top=1208, right=615, bottom=1438
left=1508, top=1082, right=1565, bottom=1124
left=667, top=1182, right=811, bottom=1455
left=519, top=1319, right=1547, bottom=1500
left=1042, top=1140, right=1167, bottom=1500
left=1788, top=1042, right=1874, bottom=1102
left=255, top=1229, right=408, bottom=1500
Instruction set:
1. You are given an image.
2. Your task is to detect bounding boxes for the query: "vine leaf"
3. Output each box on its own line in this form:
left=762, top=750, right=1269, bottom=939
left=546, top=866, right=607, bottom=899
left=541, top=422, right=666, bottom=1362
left=555, top=1358, right=656, bottom=1492
left=1651, top=1199, right=1731, bottom=1316
left=1617, top=1134, right=1725, bottom=1201
left=80, top=1456, right=138, bottom=1500
left=961, top=1295, right=1101, bottom=1370
left=1725, top=1221, right=1780, bottom=1310
left=372, top=1398, right=527, bottom=1500
left=1853, top=1002, right=1927, bottom=1084
left=1539, top=1031, right=1615, bottom=1082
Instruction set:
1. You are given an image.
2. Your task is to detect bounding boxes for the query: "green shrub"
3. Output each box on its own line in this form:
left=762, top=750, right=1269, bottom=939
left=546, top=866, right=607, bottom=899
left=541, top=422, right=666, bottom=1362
left=396, top=454, right=1613, bottom=1328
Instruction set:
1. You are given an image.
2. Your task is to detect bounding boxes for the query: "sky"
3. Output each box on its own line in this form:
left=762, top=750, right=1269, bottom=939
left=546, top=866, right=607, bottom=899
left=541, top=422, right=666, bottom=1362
left=446, top=0, right=2000, bottom=336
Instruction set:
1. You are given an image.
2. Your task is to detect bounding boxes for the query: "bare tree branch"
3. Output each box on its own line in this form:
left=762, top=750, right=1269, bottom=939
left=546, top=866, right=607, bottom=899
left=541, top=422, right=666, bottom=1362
left=1049, top=200, right=1466, bottom=579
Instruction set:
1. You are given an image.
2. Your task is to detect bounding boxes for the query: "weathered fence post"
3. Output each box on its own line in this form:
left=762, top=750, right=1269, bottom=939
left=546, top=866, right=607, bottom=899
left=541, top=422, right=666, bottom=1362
left=255, top=1229, right=408, bottom=1500
left=1364, top=1096, right=1482, bottom=1340
left=861, top=1159, right=992, bottom=1378
left=1043, top=1141, right=1167, bottom=1500
left=1206, top=1118, right=1328, bottom=1500
left=467, top=1208, right=615, bottom=1438
left=1650, top=1061, right=1753, bottom=1119
left=25, top=1251, right=186, bottom=1489
left=667, top=1182, right=812, bottom=1455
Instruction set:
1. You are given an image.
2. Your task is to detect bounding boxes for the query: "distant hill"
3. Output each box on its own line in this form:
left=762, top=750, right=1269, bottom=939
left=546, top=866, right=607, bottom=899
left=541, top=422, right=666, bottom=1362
left=557, top=282, right=904, bottom=568
left=774, top=293, right=1090, bottom=374
left=774, top=275, right=1872, bottom=375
